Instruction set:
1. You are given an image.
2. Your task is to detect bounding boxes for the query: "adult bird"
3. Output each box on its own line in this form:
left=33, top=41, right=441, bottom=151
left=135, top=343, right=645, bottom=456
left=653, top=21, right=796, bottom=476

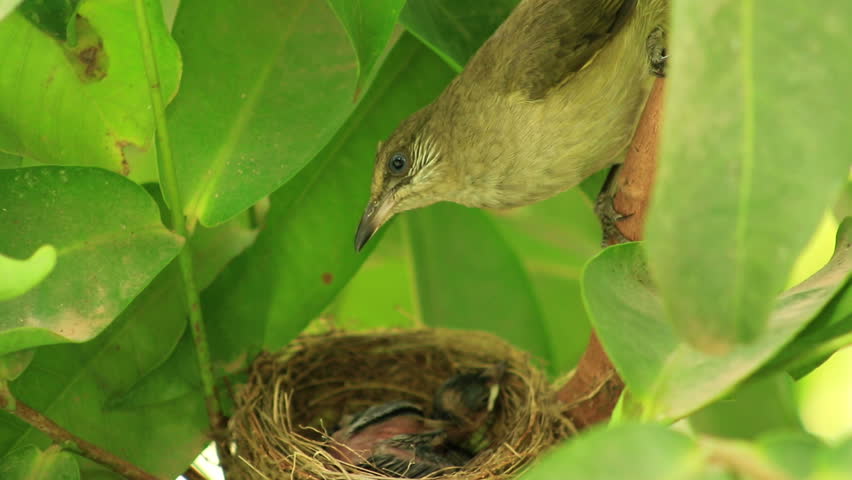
left=355, top=0, right=668, bottom=251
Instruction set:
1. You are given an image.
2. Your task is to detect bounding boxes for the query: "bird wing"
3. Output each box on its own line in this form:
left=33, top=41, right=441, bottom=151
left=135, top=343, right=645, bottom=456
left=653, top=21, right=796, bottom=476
left=347, top=400, right=424, bottom=435
left=476, top=0, right=637, bottom=100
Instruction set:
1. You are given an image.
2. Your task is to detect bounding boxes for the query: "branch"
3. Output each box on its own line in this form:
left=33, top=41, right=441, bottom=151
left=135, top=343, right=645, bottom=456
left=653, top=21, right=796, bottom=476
left=0, top=391, right=159, bottom=480
left=559, top=78, right=666, bottom=428
left=132, top=0, right=231, bottom=474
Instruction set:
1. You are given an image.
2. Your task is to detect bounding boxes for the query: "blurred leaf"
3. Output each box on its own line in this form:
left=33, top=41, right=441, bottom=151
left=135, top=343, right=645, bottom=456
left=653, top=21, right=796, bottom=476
left=201, top=33, right=455, bottom=369
left=0, top=0, right=180, bottom=183
left=399, top=0, right=518, bottom=70
left=757, top=432, right=823, bottom=479
left=0, top=1, right=23, bottom=22
left=584, top=221, right=850, bottom=420
left=646, top=1, right=852, bottom=350
left=326, top=0, right=405, bottom=96
left=810, top=437, right=852, bottom=480
left=0, top=167, right=183, bottom=356
left=0, top=263, right=206, bottom=478
left=520, top=424, right=707, bottom=480
left=492, top=188, right=600, bottom=373
left=169, top=0, right=358, bottom=226
left=405, top=203, right=553, bottom=369
left=689, top=373, right=803, bottom=440
left=0, top=350, right=33, bottom=382
left=16, top=0, right=80, bottom=40
left=0, top=445, right=79, bottom=480
left=0, top=246, right=56, bottom=301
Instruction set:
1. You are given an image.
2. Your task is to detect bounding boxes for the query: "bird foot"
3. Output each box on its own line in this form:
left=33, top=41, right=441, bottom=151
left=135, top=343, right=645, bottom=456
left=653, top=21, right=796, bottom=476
left=594, top=165, right=633, bottom=246
left=646, top=25, right=667, bottom=77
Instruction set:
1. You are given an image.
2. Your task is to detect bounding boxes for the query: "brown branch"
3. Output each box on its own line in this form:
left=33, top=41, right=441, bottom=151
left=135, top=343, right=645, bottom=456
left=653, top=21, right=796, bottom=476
left=559, top=77, right=666, bottom=428
left=0, top=393, right=160, bottom=480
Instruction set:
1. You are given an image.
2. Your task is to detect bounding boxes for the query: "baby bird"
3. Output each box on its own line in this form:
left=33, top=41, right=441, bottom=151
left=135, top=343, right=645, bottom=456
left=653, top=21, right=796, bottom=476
left=433, top=362, right=507, bottom=451
left=368, top=430, right=472, bottom=478
left=328, top=401, right=440, bottom=464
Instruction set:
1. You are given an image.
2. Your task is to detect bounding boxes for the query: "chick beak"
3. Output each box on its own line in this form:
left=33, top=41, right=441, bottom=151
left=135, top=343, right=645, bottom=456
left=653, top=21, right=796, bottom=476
left=354, top=199, right=393, bottom=252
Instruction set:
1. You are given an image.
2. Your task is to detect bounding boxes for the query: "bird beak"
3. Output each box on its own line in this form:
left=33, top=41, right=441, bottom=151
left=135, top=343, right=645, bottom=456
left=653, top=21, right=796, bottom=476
left=354, top=198, right=394, bottom=252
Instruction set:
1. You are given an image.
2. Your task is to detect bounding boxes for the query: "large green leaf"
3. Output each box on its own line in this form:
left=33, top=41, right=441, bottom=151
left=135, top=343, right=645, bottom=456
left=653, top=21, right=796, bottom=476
left=689, top=373, right=803, bottom=440
left=0, top=246, right=56, bottom=301
left=0, top=167, right=183, bottom=356
left=169, top=0, right=358, bottom=226
left=584, top=219, right=851, bottom=420
left=399, top=0, right=518, bottom=70
left=757, top=432, right=823, bottom=480
left=405, top=203, right=553, bottom=369
left=519, top=424, right=710, bottom=480
left=491, top=188, right=601, bottom=374
left=0, top=0, right=180, bottom=183
left=645, top=1, right=852, bottom=349
left=0, top=263, right=206, bottom=478
left=811, top=437, right=852, bottom=480
left=0, top=445, right=79, bottom=480
left=200, top=33, right=455, bottom=368
left=326, top=0, right=406, bottom=96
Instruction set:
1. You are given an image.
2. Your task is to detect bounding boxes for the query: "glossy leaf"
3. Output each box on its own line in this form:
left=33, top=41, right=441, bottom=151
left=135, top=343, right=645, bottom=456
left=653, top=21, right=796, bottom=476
left=201, top=33, right=456, bottom=367
left=646, top=1, right=852, bottom=349
left=0, top=167, right=183, bottom=356
left=520, top=424, right=707, bottom=480
left=0, top=246, right=56, bottom=301
left=584, top=220, right=851, bottom=420
left=405, top=203, right=553, bottom=369
left=399, top=0, right=518, bottom=70
left=326, top=0, right=406, bottom=96
left=0, top=0, right=180, bottom=183
left=0, top=445, right=79, bottom=480
left=689, top=373, right=803, bottom=439
left=169, top=0, right=358, bottom=226
left=0, top=263, right=206, bottom=478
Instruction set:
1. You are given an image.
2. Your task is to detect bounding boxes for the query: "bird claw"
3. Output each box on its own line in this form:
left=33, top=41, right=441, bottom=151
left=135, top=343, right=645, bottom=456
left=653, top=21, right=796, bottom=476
left=646, top=25, right=668, bottom=77
left=594, top=165, right=633, bottom=246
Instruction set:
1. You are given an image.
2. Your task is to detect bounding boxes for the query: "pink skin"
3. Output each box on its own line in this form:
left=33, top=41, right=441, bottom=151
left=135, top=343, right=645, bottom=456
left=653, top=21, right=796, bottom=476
left=329, top=414, right=436, bottom=464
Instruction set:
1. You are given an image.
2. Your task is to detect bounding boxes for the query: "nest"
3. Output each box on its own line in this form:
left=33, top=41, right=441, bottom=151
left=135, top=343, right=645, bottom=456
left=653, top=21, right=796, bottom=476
left=228, top=328, right=574, bottom=479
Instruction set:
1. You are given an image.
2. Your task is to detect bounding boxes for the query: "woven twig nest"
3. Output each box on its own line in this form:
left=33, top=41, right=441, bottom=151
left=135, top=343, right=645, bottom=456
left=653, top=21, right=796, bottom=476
left=228, top=328, right=573, bottom=479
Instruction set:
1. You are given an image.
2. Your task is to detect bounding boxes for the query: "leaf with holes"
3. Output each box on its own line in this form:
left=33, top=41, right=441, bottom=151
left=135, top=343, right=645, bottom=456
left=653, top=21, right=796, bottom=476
left=0, top=246, right=56, bottom=301
left=0, top=0, right=180, bottom=183
left=0, top=167, right=183, bottom=356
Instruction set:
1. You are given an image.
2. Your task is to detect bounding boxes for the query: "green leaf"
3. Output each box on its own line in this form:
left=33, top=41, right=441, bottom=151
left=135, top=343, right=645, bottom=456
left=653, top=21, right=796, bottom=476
left=491, top=188, right=601, bottom=373
left=326, top=0, right=406, bottom=97
left=583, top=222, right=851, bottom=420
left=520, top=424, right=706, bottom=480
left=0, top=246, right=56, bottom=301
left=201, top=33, right=456, bottom=367
left=0, top=350, right=34, bottom=382
left=16, top=0, right=80, bottom=40
left=169, top=0, right=358, bottom=226
left=689, top=373, right=803, bottom=440
left=810, top=437, right=852, bottom=480
left=0, top=167, right=183, bottom=356
left=0, top=445, right=79, bottom=480
left=399, top=0, right=519, bottom=70
left=0, top=0, right=181, bottom=183
left=0, top=1, right=24, bottom=22
left=0, top=263, right=206, bottom=478
left=646, top=1, right=852, bottom=349
left=756, top=432, right=823, bottom=479
left=405, top=203, right=553, bottom=370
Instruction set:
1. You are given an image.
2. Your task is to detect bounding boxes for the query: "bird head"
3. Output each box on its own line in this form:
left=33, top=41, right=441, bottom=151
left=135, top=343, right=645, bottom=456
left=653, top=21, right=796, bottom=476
left=354, top=107, right=455, bottom=251
left=433, top=362, right=508, bottom=431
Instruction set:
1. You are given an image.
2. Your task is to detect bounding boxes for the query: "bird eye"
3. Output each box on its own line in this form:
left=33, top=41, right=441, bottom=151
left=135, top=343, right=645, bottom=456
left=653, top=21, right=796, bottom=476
left=387, top=153, right=409, bottom=175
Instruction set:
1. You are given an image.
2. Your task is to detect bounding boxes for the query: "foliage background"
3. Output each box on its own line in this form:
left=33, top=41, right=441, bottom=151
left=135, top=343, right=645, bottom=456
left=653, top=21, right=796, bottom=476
left=0, top=0, right=850, bottom=479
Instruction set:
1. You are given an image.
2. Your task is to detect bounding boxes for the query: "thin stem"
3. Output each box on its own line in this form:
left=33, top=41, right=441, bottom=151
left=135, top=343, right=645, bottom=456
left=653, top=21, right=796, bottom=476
left=132, top=0, right=229, bottom=473
left=0, top=392, right=158, bottom=480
